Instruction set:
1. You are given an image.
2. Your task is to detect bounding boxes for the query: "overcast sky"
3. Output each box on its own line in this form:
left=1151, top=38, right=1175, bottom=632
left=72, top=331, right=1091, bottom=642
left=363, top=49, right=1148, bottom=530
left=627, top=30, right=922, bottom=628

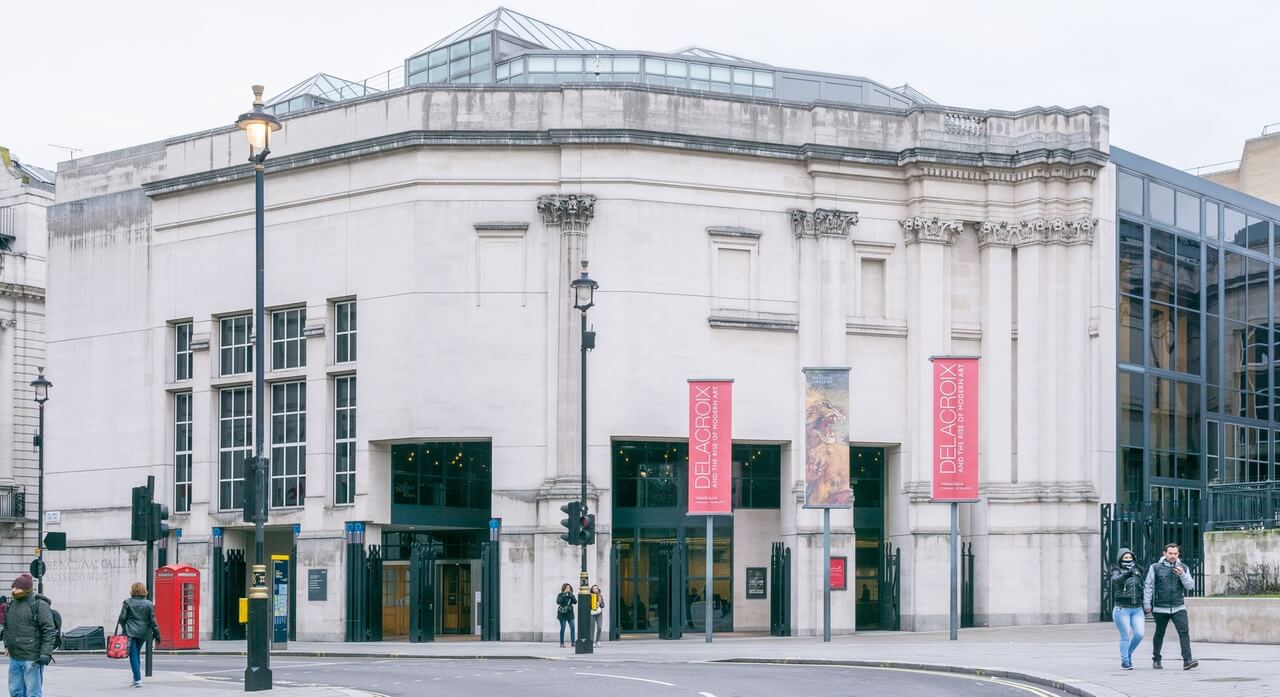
left=4, top=0, right=1278, bottom=175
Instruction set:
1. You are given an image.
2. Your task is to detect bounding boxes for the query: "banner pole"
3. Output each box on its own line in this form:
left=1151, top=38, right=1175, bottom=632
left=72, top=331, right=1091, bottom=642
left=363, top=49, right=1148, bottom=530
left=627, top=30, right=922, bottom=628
left=705, top=516, right=713, bottom=643
left=823, top=507, right=831, bottom=642
left=950, top=501, right=958, bottom=641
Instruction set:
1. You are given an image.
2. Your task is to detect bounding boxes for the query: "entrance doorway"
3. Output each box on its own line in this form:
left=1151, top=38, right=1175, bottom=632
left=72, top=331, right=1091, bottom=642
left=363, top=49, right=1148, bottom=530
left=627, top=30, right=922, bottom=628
left=439, top=563, right=472, bottom=634
left=852, top=446, right=886, bottom=630
left=382, top=565, right=410, bottom=638
left=613, top=526, right=732, bottom=633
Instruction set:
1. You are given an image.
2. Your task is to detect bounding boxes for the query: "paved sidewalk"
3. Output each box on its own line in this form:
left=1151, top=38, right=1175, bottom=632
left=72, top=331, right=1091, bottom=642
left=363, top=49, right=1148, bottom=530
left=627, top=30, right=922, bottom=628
left=19, top=665, right=380, bottom=697
left=133, top=622, right=1276, bottom=697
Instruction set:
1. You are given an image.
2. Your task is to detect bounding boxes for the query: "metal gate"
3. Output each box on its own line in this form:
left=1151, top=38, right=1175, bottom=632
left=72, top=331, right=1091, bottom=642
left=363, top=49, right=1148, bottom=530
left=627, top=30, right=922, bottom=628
left=211, top=547, right=246, bottom=641
left=345, top=522, right=384, bottom=642
left=656, top=541, right=687, bottom=640
left=479, top=539, right=501, bottom=641
left=609, top=544, right=622, bottom=640
left=1100, top=502, right=1203, bottom=621
left=879, top=541, right=901, bottom=631
left=409, top=540, right=441, bottom=642
left=769, top=542, right=791, bottom=636
left=961, top=541, right=975, bottom=628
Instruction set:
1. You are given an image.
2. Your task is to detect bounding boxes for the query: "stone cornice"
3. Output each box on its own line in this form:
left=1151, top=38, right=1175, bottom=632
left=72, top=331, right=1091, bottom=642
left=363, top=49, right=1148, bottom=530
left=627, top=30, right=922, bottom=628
left=977, top=217, right=1098, bottom=247
left=536, top=194, right=596, bottom=236
left=790, top=208, right=858, bottom=239
left=899, top=216, right=963, bottom=245
left=0, top=282, right=45, bottom=302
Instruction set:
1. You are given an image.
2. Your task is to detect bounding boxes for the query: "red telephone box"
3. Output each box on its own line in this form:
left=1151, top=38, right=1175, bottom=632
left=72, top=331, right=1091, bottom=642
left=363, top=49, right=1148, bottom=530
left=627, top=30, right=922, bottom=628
left=154, top=564, right=200, bottom=649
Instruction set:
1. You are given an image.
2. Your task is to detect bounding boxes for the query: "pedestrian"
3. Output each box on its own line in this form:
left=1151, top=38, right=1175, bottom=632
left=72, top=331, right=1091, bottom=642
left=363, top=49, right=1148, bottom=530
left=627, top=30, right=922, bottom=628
left=115, top=582, right=161, bottom=688
left=2, top=573, right=56, bottom=697
left=589, top=584, right=605, bottom=646
left=1109, top=547, right=1144, bottom=670
left=1143, top=542, right=1198, bottom=670
left=555, top=583, right=576, bottom=647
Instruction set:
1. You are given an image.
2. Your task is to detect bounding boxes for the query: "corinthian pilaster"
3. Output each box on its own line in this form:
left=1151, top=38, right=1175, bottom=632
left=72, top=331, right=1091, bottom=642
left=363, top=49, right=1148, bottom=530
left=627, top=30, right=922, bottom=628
left=899, top=217, right=963, bottom=245
left=977, top=217, right=1098, bottom=247
left=537, top=194, right=596, bottom=236
left=790, top=208, right=858, bottom=238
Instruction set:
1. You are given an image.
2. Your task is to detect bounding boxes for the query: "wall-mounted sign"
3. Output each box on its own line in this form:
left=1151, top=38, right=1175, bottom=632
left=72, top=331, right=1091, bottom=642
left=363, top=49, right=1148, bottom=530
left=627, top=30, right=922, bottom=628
left=746, top=567, right=767, bottom=599
left=307, top=569, right=327, bottom=602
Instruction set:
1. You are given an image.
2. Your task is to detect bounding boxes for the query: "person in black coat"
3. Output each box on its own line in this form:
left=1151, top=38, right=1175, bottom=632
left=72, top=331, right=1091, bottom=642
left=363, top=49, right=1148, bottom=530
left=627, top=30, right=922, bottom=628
left=1109, top=547, right=1144, bottom=670
left=555, top=583, right=577, bottom=647
left=117, top=582, right=161, bottom=688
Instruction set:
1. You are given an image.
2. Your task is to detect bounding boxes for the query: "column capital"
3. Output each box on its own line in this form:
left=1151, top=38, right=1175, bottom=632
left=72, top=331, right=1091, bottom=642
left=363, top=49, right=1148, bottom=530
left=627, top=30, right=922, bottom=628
left=537, top=194, right=597, bottom=236
left=899, top=216, right=963, bottom=245
left=977, top=217, right=1098, bottom=247
left=790, top=208, right=858, bottom=239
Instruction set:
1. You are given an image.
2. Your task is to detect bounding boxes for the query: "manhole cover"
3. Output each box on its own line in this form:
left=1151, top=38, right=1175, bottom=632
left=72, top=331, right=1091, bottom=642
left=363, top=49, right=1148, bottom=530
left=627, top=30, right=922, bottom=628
left=1200, top=677, right=1258, bottom=683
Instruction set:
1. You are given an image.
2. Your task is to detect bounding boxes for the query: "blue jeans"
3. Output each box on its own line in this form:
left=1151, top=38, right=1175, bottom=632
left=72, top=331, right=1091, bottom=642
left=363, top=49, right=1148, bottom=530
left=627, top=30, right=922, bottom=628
left=1113, top=606, right=1145, bottom=664
left=128, top=637, right=145, bottom=682
left=7, top=659, right=43, bottom=697
left=558, top=615, right=575, bottom=644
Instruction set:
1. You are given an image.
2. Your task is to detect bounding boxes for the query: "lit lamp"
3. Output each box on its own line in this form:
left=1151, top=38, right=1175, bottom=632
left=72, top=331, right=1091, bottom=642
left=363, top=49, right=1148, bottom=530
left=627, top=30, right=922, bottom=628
left=235, top=84, right=281, bottom=693
left=569, top=261, right=597, bottom=654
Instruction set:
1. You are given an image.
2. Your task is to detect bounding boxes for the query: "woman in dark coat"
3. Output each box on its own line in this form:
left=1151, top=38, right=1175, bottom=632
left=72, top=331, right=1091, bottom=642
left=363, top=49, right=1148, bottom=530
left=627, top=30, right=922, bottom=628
left=555, top=583, right=577, bottom=647
left=1109, top=548, right=1145, bottom=670
left=117, top=581, right=161, bottom=687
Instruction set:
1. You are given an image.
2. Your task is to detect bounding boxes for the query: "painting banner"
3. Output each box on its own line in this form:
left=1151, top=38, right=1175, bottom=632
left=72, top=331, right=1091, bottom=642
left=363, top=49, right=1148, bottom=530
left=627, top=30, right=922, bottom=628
left=931, top=357, right=980, bottom=502
left=803, top=368, right=851, bottom=508
left=688, top=379, right=733, bottom=515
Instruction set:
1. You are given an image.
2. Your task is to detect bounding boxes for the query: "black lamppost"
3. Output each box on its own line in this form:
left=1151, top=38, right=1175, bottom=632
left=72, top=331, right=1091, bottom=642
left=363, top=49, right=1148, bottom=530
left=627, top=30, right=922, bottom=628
left=236, top=85, right=281, bottom=692
left=570, top=261, right=597, bottom=655
left=30, top=368, right=50, bottom=594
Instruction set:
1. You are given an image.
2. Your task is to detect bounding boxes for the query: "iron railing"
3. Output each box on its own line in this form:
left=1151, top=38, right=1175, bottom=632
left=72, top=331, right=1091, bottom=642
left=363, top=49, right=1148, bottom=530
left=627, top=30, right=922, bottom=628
left=1207, top=481, right=1280, bottom=531
left=0, top=487, right=25, bottom=519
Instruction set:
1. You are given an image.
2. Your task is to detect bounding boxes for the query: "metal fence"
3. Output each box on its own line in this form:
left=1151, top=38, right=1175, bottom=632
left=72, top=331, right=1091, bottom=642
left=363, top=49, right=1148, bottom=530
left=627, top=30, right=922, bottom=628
left=0, top=487, right=24, bottom=519
left=1207, top=482, right=1280, bottom=530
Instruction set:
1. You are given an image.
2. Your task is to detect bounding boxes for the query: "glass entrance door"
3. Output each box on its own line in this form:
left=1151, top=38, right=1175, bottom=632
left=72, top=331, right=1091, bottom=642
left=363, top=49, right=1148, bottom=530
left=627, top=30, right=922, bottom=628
left=439, top=563, right=471, bottom=634
left=381, top=564, right=410, bottom=638
left=614, top=526, right=732, bottom=633
left=852, top=446, right=886, bottom=630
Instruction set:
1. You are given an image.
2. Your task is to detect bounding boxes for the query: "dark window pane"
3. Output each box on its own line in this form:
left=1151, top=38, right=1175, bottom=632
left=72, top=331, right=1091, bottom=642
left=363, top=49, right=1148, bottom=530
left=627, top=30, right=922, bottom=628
left=1206, top=201, right=1220, bottom=240
left=1175, top=235, right=1200, bottom=309
left=1148, top=228, right=1174, bottom=305
left=1149, top=302, right=1173, bottom=371
left=1246, top=217, right=1269, bottom=254
left=1175, top=308, right=1200, bottom=376
left=1119, top=371, right=1143, bottom=447
left=1223, top=250, right=1247, bottom=321
left=1176, top=191, right=1200, bottom=234
left=1119, top=294, right=1144, bottom=366
left=1225, top=208, right=1247, bottom=247
left=1205, top=245, right=1219, bottom=316
left=1119, top=220, right=1144, bottom=295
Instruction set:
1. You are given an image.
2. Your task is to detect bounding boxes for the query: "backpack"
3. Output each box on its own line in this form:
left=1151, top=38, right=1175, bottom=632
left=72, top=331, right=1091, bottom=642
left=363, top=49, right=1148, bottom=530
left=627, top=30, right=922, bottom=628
left=36, top=598, right=62, bottom=651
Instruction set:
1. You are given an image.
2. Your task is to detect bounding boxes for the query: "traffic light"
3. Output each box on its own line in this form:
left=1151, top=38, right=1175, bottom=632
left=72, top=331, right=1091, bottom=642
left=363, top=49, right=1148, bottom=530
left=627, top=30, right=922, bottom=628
left=577, top=512, right=596, bottom=547
left=559, top=501, right=581, bottom=545
left=150, top=502, right=170, bottom=542
left=131, top=485, right=152, bottom=542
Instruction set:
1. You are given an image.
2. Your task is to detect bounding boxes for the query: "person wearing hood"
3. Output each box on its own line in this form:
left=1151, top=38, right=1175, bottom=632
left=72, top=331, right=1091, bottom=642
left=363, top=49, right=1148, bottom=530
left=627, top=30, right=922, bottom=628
left=116, top=582, right=161, bottom=688
left=1143, top=542, right=1198, bottom=670
left=1109, top=547, right=1144, bottom=669
left=1, top=573, right=56, bottom=697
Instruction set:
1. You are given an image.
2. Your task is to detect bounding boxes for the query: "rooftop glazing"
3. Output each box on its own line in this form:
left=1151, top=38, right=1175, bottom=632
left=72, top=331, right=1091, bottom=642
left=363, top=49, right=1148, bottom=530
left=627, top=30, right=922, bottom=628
left=265, top=6, right=931, bottom=117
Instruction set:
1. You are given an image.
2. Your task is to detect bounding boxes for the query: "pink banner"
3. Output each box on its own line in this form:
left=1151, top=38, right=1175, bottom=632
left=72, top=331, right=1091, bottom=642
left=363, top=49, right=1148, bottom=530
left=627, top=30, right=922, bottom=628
left=688, top=380, right=733, bottom=515
left=931, top=357, right=979, bottom=501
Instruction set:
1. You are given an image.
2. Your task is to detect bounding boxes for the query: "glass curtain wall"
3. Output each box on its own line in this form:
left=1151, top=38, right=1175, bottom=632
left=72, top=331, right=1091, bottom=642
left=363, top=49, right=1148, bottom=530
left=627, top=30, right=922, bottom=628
left=1116, top=155, right=1280, bottom=517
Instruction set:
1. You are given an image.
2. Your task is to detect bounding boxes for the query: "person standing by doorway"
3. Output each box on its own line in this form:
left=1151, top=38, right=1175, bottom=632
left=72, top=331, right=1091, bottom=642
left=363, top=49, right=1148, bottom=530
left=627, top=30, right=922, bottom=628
left=555, top=583, right=576, bottom=647
left=589, top=584, right=605, bottom=646
left=116, top=582, right=161, bottom=688
left=1143, top=543, right=1198, bottom=670
left=1109, top=547, right=1144, bottom=669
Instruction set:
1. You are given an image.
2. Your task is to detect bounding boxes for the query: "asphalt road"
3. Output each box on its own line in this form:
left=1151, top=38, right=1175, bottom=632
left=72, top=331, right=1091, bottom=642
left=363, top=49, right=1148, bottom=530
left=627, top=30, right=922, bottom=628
left=55, top=655, right=1074, bottom=697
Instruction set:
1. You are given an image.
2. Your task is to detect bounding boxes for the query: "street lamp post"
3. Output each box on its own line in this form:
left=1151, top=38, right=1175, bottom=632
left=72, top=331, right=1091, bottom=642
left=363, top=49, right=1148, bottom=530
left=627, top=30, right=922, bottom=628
left=570, top=262, right=598, bottom=655
left=236, top=84, right=281, bottom=693
left=30, top=368, right=51, bottom=595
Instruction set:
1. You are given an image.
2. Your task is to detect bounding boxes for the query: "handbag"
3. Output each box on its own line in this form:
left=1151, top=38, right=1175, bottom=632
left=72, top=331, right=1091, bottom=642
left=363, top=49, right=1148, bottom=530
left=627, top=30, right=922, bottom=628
left=107, top=631, right=129, bottom=659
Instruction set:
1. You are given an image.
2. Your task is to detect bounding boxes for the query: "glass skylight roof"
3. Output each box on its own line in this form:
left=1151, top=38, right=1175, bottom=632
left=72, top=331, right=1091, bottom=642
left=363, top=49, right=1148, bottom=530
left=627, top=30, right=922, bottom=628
left=672, top=46, right=768, bottom=66
left=267, top=73, right=380, bottom=107
left=415, top=6, right=611, bottom=55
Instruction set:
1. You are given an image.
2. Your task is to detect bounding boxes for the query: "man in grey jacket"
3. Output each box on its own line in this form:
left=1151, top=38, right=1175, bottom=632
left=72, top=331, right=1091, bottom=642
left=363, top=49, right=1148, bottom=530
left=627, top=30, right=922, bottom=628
left=1143, top=542, right=1197, bottom=670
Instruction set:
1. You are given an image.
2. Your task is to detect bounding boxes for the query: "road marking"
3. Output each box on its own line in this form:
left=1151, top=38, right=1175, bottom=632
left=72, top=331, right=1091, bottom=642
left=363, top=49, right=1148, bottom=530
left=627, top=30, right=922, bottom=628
left=727, top=662, right=1060, bottom=696
left=988, top=677, right=1059, bottom=697
left=699, top=692, right=717, bottom=697
left=577, top=672, right=676, bottom=687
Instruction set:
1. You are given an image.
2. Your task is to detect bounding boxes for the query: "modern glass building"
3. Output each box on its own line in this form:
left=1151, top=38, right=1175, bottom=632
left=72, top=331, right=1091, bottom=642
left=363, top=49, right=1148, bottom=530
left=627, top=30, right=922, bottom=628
left=1113, top=148, right=1280, bottom=530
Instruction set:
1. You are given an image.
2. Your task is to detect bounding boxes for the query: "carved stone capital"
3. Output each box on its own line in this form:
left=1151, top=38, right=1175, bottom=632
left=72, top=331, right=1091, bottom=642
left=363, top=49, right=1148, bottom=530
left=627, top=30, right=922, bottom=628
left=790, top=208, right=858, bottom=239
left=899, top=217, right=963, bottom=245
left=979, top=217, right=1097, bottom=247
left=537, top=194, right=596, bottom=236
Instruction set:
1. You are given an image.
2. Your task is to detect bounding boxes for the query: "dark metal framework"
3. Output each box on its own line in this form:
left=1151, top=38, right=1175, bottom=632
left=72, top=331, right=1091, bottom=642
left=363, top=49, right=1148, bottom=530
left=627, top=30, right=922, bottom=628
left=879, top=541, right=901, bottom=631
left=769, top=542, right=791, bottom=636
left=960, top=541, right=975, bottom=628
left=1099, top=502, right=1204, bottom=621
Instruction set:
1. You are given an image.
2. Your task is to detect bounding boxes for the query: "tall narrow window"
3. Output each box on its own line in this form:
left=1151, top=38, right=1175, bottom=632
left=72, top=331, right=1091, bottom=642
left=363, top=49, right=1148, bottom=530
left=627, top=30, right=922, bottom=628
left=335, top=300, right=357, bottom=363
left=272, top=308, right=306, bottom=370
left=220, top=316, right=253, bottom=376
left=271, top=381, right=306, bottom=507
left=218, top=387, right=252, bottom=510
left=334, top=375, right=357, bottom=505
left=174, top=392, right=192, bottom=512
left=174, top=322, right=193, bottom=381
